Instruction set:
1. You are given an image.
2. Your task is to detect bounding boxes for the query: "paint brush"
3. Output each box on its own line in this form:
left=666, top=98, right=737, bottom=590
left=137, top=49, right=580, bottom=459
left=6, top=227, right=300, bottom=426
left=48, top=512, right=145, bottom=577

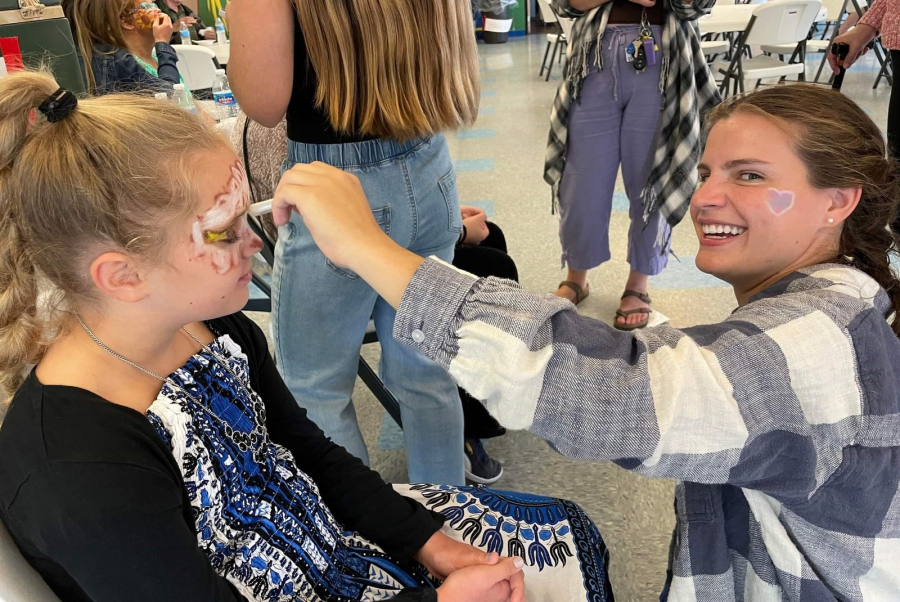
left=248, top=199, right=273, bottom=218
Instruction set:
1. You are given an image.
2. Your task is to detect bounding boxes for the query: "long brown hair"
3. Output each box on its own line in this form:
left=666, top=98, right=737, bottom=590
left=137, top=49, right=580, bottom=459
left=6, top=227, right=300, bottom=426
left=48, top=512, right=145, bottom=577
left=705, top=83, right=900, bottom=334
left=292, top=0, right=480, bottom=141
left=0, top=70, right=225, bottom=409
left=72, top=0, right=135, bottom=91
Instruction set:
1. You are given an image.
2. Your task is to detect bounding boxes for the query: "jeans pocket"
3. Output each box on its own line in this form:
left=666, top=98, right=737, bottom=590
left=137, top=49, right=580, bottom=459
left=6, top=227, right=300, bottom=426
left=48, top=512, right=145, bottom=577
left=439, top=169, right=463, bottom=234
left=326, top=206, right=391, bottom=280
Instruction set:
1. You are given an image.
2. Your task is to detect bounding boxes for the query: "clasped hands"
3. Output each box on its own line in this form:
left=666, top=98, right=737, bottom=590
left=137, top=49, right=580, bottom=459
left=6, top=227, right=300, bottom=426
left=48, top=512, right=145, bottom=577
left=415, top=531, right=526, bottom=602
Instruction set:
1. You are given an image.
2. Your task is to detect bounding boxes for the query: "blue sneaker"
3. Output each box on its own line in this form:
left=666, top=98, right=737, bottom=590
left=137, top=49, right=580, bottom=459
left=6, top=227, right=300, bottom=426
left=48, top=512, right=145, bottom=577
left=464, top=438, right=503, bottom=485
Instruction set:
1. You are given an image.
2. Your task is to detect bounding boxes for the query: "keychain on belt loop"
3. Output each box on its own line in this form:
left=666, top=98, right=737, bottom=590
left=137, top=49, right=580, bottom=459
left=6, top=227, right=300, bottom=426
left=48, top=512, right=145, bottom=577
left=627, top=9, right=658, bottom=73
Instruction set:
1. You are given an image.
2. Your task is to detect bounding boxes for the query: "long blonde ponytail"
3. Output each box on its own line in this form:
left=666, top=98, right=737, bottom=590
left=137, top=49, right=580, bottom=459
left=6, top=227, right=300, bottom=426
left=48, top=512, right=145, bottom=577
left=293, top=0, right=481, bottom=141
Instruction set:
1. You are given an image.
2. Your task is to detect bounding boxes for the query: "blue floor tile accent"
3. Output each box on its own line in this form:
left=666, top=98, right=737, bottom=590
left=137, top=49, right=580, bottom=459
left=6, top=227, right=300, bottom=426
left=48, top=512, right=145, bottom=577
left=454, top=158, right=495, bottom=172
left=479, top=107, right=496, bottom=115
left=377, top=413, right=404, bottom=450
left=456, top=128, right=496, bottom=140
left=481, top=90, right=497, bottom=98
left=651, top=255, right=729, bottom=290
left=482, top=77, right=496, bottom=84
left=462, top=199, right=495, bottom=217
left=612, top=191, right=630, bottom=213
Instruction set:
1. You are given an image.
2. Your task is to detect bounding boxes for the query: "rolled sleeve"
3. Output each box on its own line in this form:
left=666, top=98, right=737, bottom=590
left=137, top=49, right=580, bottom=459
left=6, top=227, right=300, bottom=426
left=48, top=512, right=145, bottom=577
left=393, top=258, right=480, bottom=370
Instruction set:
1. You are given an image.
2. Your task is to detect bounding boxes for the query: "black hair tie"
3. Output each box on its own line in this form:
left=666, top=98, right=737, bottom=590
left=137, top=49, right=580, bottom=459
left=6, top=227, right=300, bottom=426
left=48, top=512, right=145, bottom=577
left=38, top=88, right=78, bottom=123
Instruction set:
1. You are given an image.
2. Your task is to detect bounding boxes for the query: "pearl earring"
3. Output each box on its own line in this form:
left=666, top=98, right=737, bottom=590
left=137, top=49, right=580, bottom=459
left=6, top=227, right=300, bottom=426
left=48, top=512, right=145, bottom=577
left=827, top=218, right=835, bottom=224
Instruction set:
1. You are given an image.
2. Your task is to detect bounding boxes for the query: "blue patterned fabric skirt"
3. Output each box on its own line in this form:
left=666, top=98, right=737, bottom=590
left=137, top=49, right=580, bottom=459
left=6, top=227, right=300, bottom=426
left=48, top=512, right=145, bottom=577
left=395, top=484, right=615, bottom=602
left=147, top=335, right=614, bottom=602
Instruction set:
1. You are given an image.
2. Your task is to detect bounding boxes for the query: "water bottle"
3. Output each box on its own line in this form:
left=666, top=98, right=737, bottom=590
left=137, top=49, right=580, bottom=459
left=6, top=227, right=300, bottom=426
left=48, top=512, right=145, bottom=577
left=212, top=68, right=239, bottom=121
left=215, top=17, right=227, bottom=45
left=172, top=83, right=197, bottom=115
left=179, top=21, right=191, bottom=45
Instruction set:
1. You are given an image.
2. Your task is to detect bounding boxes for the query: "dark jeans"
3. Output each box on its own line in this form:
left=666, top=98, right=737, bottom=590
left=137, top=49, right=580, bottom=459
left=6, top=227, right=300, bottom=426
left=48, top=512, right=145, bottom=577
left=453, top=222, right=518, bottom=439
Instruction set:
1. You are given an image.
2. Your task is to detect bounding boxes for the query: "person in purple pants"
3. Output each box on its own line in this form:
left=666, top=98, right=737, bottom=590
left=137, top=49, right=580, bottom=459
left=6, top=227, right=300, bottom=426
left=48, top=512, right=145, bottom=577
left=546, top=0, right=719, bottom=330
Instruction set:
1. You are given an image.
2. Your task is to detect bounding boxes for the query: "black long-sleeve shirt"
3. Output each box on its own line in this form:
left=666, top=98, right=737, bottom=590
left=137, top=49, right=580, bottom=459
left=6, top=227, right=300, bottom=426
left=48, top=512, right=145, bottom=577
left=0, top=313, right=440, bottom=602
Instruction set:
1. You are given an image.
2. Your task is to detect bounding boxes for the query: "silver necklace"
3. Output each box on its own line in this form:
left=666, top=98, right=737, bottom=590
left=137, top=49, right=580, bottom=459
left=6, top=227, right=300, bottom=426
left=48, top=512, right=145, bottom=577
left=77, top=315, right=267, bottom=459
left=77, top=315, right=249, bottom=409
left=75, top=315, right=222, bottom=409
left=75, top=314, right=241, bottom=386
left=76, top=314, right=179, bottom=382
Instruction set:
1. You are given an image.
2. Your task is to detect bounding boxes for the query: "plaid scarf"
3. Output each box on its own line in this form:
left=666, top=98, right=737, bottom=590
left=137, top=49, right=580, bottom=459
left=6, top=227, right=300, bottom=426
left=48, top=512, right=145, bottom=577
left=545, top=0, right=721, bottom=242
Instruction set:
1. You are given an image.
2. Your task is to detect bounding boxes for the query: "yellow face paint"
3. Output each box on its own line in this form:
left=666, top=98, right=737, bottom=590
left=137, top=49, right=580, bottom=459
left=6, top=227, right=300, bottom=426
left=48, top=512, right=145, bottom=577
left=203, top=228, right=238, bottom=245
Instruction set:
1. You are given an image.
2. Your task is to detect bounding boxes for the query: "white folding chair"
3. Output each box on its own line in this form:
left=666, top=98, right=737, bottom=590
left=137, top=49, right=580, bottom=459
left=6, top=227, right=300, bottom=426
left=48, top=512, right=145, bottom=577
left=760, top=0, right=843, bottom=82
left=717, top=0, right=823, bottom=97
left=0, top=520, right=62, bottom=602
left=173, top=44, right=219, bottom=91
left=537, top=0, right=569, bottom=80
left=701, top=39, right=731, bottom=62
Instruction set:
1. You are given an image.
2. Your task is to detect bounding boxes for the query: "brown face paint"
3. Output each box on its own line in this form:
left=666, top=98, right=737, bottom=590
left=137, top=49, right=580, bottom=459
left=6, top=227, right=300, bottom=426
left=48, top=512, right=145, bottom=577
left=190, top=162, right=252, bottom=275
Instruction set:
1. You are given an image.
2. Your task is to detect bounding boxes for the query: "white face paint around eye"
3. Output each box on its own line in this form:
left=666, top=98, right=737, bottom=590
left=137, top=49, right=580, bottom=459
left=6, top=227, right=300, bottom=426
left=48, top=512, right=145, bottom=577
left=767, top=188, right=795, bottom=217
left=190, top=162, right=251, bottom=275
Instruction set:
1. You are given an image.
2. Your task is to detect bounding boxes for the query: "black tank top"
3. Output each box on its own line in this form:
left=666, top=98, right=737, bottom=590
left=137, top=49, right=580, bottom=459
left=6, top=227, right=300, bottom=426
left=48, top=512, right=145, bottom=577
left=286, top=20, right=377, bottom=145
left=608, top=0, right=665, bottom=25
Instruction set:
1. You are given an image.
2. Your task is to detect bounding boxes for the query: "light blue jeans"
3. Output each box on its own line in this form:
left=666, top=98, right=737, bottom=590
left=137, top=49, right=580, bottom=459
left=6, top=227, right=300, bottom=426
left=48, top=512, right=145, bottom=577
left=273, top=134, right=465, bottom=485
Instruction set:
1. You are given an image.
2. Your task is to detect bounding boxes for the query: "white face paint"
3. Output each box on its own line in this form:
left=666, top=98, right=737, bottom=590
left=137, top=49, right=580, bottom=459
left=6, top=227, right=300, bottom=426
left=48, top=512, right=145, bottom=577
left=190, top=162, right=251, bottom=275
left=767, top=188, right=795, bottom=217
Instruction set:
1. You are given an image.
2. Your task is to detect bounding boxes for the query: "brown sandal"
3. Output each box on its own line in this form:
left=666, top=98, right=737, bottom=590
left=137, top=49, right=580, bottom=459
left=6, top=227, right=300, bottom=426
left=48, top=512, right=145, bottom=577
left=614, top=289, right=652, bottom=331
left=557, top=281, right=590, bottom=305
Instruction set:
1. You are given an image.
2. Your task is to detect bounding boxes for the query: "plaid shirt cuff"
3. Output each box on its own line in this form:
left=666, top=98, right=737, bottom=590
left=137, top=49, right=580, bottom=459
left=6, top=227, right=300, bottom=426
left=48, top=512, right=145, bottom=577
left=393, top=258, right=479, bottom=370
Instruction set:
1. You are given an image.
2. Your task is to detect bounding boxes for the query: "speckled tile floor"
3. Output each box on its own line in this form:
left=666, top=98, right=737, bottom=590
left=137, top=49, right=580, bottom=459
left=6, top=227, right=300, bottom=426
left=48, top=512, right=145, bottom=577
left=247, top=34, right=893, bottom=602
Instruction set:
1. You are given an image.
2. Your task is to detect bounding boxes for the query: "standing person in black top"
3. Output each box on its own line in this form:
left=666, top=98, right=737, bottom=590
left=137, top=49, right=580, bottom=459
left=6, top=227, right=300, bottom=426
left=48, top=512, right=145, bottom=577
left=225, top=0, right=481, bottom=485
left=0, top=70, right=528, bottom=602
left=229, top=114, right=513, bottom=485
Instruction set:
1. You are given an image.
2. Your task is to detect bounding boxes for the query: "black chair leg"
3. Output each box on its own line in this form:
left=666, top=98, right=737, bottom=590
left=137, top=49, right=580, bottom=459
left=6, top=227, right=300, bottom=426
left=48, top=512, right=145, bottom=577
left=546, top=40, right=560, bottom=81
left=357, top=357, right=403, bottom=428
left=540, top=40, right=551, bottom=77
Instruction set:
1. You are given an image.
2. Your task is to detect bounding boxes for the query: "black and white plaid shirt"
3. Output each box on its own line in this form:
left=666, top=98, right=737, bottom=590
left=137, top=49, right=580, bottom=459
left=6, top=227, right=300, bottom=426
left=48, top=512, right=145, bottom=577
left=545, top=0, right=721, bottom=242
left=395, top=258, right=900, bottom=602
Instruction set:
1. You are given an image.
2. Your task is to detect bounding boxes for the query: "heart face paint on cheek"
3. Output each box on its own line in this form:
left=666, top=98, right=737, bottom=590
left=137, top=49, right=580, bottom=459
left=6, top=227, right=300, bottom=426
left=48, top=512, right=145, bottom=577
left=190, top=162, right=251, bottom=275
left=767, top=188, right=795, bottom=217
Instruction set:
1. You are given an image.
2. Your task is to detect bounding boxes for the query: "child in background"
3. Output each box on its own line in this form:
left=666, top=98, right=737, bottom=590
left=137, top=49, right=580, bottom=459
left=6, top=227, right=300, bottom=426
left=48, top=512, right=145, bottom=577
left=73, top=0, right=183, bottom=94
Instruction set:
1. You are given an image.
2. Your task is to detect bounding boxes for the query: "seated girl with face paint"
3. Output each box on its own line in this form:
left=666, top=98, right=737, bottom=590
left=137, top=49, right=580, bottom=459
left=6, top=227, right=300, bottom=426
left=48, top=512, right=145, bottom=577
left=272, top=83, right=900, bottom=602
left=0, top=72, right=621, bottom=602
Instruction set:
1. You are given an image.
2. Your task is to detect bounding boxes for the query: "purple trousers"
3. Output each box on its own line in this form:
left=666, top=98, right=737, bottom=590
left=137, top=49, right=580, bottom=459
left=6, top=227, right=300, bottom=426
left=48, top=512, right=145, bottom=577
left=559, top=24, right=669, bottom=274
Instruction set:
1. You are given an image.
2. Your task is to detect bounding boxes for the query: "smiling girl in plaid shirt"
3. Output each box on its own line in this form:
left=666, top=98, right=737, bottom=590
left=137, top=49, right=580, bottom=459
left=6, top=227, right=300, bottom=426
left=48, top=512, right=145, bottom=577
left=276, top=84, right=900, bottom=602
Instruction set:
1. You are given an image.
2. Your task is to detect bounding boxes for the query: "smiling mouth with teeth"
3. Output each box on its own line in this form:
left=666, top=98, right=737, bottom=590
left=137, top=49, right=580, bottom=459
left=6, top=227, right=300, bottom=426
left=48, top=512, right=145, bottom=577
left=702, top=224, right=747, bottom=239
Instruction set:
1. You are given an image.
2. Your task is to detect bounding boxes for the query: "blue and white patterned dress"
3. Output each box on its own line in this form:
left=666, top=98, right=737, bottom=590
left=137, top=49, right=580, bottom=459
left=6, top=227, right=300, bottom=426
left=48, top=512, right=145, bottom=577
left=146, top=335, right=434, bottom=601
left=145, top=334, right=613, bottom=602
